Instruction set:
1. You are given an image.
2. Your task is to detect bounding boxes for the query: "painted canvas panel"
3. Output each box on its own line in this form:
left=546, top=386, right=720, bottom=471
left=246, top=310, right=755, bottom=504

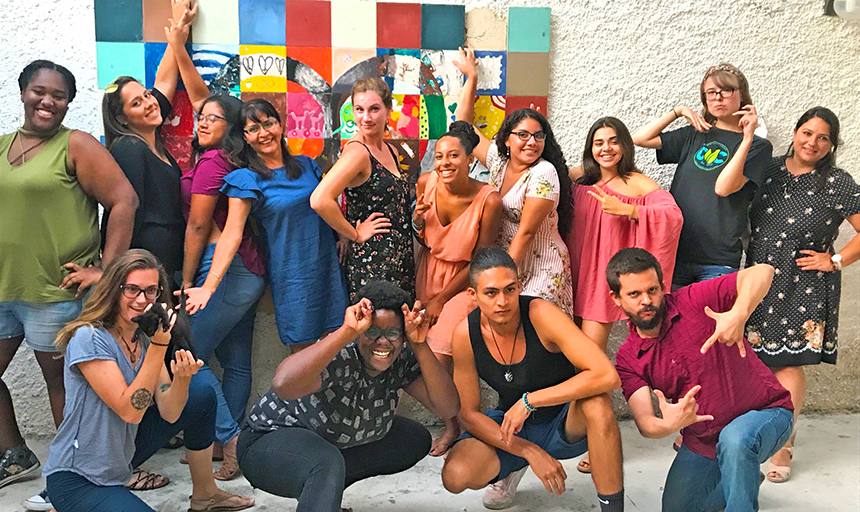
left=95, top=0, right=143, bottom=42
left=97, top=42, right=146, bottom=88
left=420, top=50, right=464, bottom=97
left=239, top=0, right=286, bottom=46
left=474, top=96, right=506, bottom=140
left=331, top=48, right=378, bottom=93
left=142, top=0, right=172, bottom=43
left=287, top=47, right=332, bottom=93
left=191, top=44, right=241, bottom=95
left=162, top=90, right=194, bottom=138
left=241, top=91, right=288, bottom=122
left=240, top=45, right=287, bottom=92
left=465, top=7, right=506, bottom=51
left=508, top=7, right=551, bottom=53
left=378, top=49, right=422, bottom=94
left=287, top=93, right=330, bottom=139
left=475, top=51, right=506, bottom=96
left=191, top=0, right=240, bottom=44
left=331, top=0, right=377, bottom=49
left=377, top=3, right=421, bottom=49
left=285, top=0, right=332, bottom=47
left=506, top=52, right=549, bottom=96
left=421, top=4, right=465, bottom=51
left=388, top=95, right=420, bottom=138
left=504, top=96, right=547, bottom=115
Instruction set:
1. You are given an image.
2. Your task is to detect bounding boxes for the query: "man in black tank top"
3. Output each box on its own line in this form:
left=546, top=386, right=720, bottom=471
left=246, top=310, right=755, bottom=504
left=441, top=248, right=625, bottom=512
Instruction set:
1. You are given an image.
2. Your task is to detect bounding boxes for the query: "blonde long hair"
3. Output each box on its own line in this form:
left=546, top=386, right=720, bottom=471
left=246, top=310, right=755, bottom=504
left=55, top=250, right=173, bottom=352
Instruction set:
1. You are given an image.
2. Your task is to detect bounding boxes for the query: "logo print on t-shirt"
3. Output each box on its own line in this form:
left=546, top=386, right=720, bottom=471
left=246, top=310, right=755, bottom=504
left=694, top=141, right=730, bottom=171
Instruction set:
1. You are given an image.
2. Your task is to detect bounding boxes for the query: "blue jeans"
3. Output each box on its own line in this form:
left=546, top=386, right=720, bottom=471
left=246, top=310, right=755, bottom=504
left=189, top=243, right=265, bottom=444
left=672, top=262, right=738, bottom=290
left=662, top=407, right=793, bottom=512
left=47, top=379, right=216, bottom=512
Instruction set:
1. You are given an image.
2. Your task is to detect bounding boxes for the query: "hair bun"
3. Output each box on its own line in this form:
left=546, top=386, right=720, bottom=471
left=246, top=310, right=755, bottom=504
left=448, top=120, right=480, bottom=148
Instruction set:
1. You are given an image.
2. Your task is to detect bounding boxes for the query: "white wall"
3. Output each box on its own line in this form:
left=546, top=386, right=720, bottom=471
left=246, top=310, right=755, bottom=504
left=2, top=0, right=859, bottom=437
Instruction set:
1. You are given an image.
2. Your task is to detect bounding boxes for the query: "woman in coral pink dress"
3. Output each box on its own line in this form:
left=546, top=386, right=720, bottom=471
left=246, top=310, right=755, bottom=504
left=414, top=121, right=502, bottom=456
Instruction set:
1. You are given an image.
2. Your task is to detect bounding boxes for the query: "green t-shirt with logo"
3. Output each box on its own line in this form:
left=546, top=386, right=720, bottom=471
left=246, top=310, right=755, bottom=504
left=658, top=126, right=772, bottom=267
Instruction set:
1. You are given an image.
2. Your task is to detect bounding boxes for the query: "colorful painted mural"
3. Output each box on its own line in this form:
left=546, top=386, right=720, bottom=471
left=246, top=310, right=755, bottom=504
left=94, top=1, right=551, bottom=178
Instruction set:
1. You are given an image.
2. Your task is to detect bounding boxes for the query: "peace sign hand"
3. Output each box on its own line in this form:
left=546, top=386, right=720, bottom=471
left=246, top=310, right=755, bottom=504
left=654, top=385, right=714, bottom=432
left=402, top=301, right=429, bottom=345
left=700, top=306, right=747, bottom=357
left=587, top=186, right=634, bottom=218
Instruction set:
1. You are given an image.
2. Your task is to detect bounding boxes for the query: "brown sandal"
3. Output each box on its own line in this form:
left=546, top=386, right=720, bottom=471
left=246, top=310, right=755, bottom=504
left=126, top=468, right=169, bottom=491
left=576, top=453, right=591, bottom=474
left=189, top=489, right=254, bottom=511
left=213, top=436, right=240, bottom=481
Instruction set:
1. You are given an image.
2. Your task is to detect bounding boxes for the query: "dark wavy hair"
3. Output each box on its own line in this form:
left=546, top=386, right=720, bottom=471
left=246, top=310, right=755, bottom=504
left=578, top=117, right=640, bottom=186
left=785, top=106, right=841, bottom=192
left=191, top=94, right=246, bottom=164
left=355, top=280, right=412, bottom=330
left=494, top=108, right=572, bottom=237
left=101, top=76, right=168, bottom=155
left=441, top=120, right=480, bottom=154
left=19, top=60, right=77, bottom=102
left=232, top=99, right=301, bottom=179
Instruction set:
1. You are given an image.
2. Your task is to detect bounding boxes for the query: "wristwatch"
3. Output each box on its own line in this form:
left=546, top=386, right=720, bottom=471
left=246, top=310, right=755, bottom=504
left=831, top=253, right=843, bottom=271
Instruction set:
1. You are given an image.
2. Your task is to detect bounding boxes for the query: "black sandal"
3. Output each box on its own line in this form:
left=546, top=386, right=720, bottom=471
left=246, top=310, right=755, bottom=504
left=126, top=468, right=169, bottom=491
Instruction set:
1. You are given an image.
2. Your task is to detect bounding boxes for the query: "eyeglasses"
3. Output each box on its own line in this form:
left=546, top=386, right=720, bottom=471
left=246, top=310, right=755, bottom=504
left=120, top=284, right=161, bottom=301
left=364, top=325, right=403, bottom=342
left=511, top=130, right=547, bottom=142
left=244, top=118, right=278, bottom=135
left=196, top=113, right=226, bottom=124
left=704, top=88, right=737, bottom=101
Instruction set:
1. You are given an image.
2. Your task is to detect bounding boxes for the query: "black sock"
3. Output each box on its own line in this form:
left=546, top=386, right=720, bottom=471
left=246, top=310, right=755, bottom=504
left=598, top=488, right=624, bottom=512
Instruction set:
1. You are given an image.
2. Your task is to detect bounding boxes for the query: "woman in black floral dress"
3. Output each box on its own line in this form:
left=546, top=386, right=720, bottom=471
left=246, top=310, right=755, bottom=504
left=745, top=107, right=860, bottom=483
left=311, top=78, right=415, bottom=300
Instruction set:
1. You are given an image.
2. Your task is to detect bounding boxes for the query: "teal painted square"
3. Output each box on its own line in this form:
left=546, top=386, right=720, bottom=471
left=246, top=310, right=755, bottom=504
left=421, top=4, right=465, bottom=51
left=508, top=7, right=550, bottom=53
left=97, top=42, right=146, bottom=88
left=95, top=0, right=143, bottom=42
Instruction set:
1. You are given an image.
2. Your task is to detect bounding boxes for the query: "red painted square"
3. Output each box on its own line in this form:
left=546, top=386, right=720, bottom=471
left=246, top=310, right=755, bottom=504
left=504, top=96, right=548, bottom=116
left=285, top=0, right=331, bottom=47
left=162, top=90, right=193, bottom=138
left=377, top=3, right=421, bottom=49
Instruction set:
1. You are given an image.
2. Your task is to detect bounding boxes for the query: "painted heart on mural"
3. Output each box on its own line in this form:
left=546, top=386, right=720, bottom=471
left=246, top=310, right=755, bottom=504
left=258, top=55, right=274, bottom=75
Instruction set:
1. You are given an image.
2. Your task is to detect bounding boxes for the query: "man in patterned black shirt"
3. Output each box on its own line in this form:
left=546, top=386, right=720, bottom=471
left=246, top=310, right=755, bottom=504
left=237, top=281, right=459, bottom=512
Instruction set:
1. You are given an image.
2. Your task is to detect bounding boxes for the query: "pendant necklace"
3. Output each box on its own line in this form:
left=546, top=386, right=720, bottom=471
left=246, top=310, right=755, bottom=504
left=119, top=333, right=139, bottom=364
left=489, top=321, right=521, bottom=383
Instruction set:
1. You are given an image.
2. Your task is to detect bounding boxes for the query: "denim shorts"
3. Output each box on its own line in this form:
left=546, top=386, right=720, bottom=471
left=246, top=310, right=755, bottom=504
left=456, top=403, right=589, bottom=483
left=0, top=300, right=83, bottom=352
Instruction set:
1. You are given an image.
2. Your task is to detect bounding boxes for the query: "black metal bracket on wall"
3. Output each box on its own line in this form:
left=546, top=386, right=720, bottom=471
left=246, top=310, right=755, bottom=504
left=825, top=0, right=837, bottom=15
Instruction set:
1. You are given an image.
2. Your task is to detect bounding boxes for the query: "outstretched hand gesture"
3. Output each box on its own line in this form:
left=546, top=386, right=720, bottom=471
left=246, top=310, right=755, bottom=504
left=700, top=306, right=747, bottom=357
left=452, top=46, right=478, bottom=79
left=675, top=106, right=712, bottom=133
left=344, top=298, right=374, bottom=337
left=402, top=300, right=430, bottom=345
left=654, top=385, right=713, bottom=432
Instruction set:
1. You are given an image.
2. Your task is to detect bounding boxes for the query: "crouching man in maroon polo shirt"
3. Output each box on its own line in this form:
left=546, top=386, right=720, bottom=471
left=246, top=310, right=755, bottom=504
left=607, top=248, right=793, bottom=512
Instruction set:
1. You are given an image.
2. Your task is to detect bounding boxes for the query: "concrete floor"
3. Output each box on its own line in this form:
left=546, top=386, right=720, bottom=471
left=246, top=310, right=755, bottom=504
left=1, top=414, right=858, bottom=512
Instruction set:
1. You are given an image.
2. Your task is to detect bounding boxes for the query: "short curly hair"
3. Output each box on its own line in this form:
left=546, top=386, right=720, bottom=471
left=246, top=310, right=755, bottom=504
left=354, top=280, right=411, bottom=328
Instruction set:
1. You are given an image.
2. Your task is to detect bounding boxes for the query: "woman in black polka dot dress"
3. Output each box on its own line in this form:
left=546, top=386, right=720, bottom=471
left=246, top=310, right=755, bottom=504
left=745, top=107, right=860, bottom=484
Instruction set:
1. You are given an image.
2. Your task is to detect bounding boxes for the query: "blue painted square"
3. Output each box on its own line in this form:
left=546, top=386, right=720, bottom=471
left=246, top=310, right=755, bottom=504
left=95, top=0, right=143, bottom=42
left=475, top=51, right=506, bottom=96
left=508, top=7, right=551, bottom=53
left=240, top=0, right=286, bottom=46
left=191, top=44, right=241, bottom=94
left=421, top=4, right=465, bottom=51
left=144, top=43, right=193, bottom=90
left=97, top=42, right=146, bottom=88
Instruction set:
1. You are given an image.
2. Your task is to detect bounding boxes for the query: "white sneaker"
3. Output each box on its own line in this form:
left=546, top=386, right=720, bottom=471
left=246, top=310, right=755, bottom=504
left=482, top=466, right=528, bottom=510
left=24, top=489, right=52, bottom=511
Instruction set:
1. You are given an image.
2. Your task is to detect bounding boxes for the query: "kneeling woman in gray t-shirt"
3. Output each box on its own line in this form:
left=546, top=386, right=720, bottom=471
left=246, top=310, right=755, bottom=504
left=42, top=249, right=253, bottom=512
left=238, top=280, right=461, bottom=512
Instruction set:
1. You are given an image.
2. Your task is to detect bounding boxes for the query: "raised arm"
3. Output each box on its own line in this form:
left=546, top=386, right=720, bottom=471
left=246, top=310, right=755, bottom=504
left=310, top=143, right=388, bottom=243
left=700, top=263, right=774, bottom=356
left=63, top=131, right=138, bottom=293
left=271, top=300, right=372, bottom=400
left=712, top=105, right=757, bottom=197
left=164, top=3, right=208, bottom=112
left=183, top=196, right=251, bottom=314
left=631, top=106, right=711, bottom=149
left=452, top=47, right=491, bottom=165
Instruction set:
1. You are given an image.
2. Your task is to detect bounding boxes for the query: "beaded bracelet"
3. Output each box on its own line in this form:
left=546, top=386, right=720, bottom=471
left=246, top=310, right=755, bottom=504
left=521, top=392, right=536, bottom=413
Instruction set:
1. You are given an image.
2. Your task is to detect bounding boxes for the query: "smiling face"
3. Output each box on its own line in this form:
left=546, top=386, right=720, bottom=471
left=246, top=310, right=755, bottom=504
left=591, top=126, right=622, bottom=172
left=703, top=76, right=741, bottom=121
left=505, top=117, right=545, bottom=166
left=434, top=135, right=473, bottom=185
left=792, top=117, right=833, bottom=167
left=116, top=268, right=160, bottom=330
left=356, top=309, right=405, bottom=376
left=611, top=269, right=666, bottom=332
left=243, top=113, right=283, bottom=159
left=352, top=91, right=390, bottom=137
left=21, top=69, right=70, bottom=133
left=119, top=81, right=162, bottom=133
left=196, top=101, right=228, bottom=149
left=470, top=266, right=521, bottom=326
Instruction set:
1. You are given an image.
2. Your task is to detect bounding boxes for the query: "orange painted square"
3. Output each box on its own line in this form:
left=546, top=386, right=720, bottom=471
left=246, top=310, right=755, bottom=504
left=287, top=46, right=332, bottom=92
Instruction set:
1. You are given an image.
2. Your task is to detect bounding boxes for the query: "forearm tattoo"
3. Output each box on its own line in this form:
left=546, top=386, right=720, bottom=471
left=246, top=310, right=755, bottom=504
left=130, top=388, right=153, bottom=410
left=159, top=383, right=171, bottom=393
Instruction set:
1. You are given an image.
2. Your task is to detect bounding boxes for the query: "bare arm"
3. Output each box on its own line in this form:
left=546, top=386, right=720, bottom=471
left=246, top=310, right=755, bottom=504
left=152, top=349, right=202, bottom=423
left=631, top=106, right=711, bottom=149
left=628, top=385, right=713, bottom=439
left=401, top=304, right=460, bottom=418
left=713, top=106, right=759, bottom=197
left=452, top=47, right=491, bottom=166
left=165, top=3, right=208, bottom=111
left=152, top=0, right=197, bottom=103
left=837, top=214, right=860, bottom=267
left=508, top=197, right=554, bottom=272
left=181, top=193, right=219, bottom=287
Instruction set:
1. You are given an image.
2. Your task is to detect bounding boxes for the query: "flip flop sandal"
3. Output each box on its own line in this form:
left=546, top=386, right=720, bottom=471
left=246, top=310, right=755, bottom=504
left=126, top=468, right=169, bottom=491
left=576, top=453, right=591, bottom=474
left=189, top=490, right=254, bottom=511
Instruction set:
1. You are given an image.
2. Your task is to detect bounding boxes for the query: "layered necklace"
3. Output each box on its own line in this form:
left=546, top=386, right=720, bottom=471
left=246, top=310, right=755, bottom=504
left=488, top=321, right=521, bottom=383
left=10, top=126, right=61, bottom=166
left=117, top=330, right=140, bottom=364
